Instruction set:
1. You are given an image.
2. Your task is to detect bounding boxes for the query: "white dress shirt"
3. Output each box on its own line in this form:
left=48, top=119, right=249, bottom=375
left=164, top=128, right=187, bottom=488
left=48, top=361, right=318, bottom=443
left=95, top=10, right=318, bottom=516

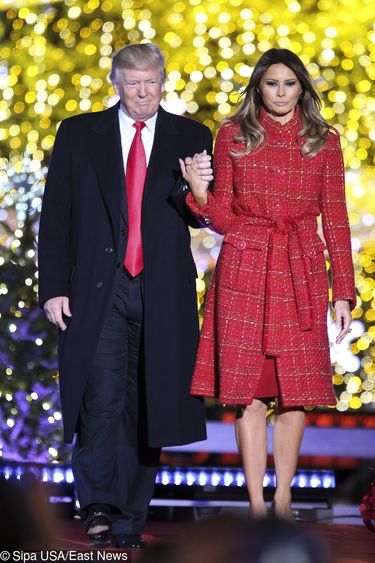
left=118, top=105, right=157, bottom=170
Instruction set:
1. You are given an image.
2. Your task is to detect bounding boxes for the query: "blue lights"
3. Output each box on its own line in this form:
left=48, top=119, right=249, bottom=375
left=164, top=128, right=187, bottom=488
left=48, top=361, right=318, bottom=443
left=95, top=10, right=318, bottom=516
left=155, top=467, right=335, bottom=489
left=0, top=463, right=336, bottom=490
left=65, top=468, right=75, bottom=483
left=3, top=466, right=13, bottom=480
left=0, top=464, right=74, bottom=485
left=52, top=468, right=66, bottom=484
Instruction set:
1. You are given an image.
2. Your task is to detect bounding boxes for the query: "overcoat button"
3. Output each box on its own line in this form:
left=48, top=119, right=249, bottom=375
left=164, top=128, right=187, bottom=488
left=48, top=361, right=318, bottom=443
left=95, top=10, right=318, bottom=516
left=105, top=247, right=113, bottom=254
left=237, top=241, right=246, bottom=250
left=96, top=281, right=103, bottom=288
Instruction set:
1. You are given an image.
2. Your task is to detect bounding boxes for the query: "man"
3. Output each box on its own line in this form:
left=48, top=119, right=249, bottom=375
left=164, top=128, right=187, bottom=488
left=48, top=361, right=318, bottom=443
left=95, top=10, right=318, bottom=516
left=38, top=43, right=212, bottom=549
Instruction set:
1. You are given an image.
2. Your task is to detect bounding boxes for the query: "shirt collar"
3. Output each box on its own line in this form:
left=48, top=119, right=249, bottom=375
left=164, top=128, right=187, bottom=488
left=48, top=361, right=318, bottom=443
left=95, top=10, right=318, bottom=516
left=119, top=104, right=158, bottom=134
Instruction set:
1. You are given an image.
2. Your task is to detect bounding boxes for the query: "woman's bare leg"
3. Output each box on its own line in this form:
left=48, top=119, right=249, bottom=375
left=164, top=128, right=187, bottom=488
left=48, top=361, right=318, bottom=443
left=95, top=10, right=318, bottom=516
left=272, top=406, right=305, bottom=519
left=235, top=399, right=268, bottom=517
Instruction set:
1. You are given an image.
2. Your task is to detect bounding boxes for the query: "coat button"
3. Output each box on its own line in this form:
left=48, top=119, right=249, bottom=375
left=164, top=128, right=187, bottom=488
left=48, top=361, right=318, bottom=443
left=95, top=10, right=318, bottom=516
left=237, top=240, right=246, bottom=250
left=96, top=281, right=103, bottom=288
left=105, top=247, right=113, bottom=254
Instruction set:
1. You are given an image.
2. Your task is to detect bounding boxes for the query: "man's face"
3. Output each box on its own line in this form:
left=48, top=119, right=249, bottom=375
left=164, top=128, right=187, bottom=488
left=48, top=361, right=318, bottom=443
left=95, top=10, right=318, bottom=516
left=113, top=66, right=164, bottom=122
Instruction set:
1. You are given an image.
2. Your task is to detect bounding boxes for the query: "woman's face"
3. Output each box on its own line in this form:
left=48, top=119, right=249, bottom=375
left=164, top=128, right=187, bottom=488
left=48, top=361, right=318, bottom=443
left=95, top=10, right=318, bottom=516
left=258, top=63, right=302, bottom=124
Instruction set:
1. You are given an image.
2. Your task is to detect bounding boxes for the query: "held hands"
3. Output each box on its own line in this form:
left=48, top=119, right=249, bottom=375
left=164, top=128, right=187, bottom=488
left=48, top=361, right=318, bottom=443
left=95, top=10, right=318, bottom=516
left=334, top=300, right=352, bottom=344
left=179, top=150, right=213, bottom=208
left=44, top=296, right=72, bottom=331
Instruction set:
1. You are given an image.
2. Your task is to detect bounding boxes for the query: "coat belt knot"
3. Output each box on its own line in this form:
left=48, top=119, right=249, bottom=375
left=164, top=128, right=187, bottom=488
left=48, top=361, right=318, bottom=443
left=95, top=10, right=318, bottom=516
left=235, top=213, right=318, bottom=355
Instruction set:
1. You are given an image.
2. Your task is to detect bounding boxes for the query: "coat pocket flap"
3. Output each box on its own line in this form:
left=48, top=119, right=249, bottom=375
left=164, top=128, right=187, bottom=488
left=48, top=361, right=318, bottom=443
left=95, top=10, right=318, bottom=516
left=306, top=237, right=327, bottom=256
left=223, top=232, right=265, bottom=251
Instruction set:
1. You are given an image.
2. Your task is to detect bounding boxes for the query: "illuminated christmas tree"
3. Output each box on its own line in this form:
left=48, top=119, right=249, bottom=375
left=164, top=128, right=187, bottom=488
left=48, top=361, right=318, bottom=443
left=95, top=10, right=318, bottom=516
left=0, top=157, right=71, bottom=462
left=0, top=0, right=374, bottom=462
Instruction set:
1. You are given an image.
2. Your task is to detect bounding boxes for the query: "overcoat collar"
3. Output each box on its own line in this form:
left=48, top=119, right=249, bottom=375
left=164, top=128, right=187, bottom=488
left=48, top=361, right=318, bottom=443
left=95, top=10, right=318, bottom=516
left=89, top=102, right=180, bottom=237
left=89, top=101, right=124, bottom=247
left=143, top=105, right=180, bottom=204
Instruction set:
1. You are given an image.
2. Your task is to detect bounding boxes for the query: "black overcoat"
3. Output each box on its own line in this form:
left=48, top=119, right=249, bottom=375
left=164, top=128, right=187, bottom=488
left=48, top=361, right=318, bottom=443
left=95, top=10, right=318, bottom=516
left=38, top=103, right=212, bottom=446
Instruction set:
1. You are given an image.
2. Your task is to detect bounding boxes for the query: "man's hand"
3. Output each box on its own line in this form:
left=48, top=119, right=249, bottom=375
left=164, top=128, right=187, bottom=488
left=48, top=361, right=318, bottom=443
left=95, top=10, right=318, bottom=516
left=334, top=300, right=352, bottom=344
left=44, top=296, right=72, bottom=331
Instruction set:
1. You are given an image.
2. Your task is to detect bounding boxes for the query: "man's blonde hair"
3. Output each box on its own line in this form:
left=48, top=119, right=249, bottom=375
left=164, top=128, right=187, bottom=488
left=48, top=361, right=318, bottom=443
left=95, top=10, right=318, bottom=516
left=110, top=43, right=167, bottom=83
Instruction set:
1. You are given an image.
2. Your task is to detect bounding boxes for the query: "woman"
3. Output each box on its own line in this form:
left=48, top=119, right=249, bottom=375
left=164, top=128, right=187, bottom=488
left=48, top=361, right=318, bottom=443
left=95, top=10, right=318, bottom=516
left=180, top=48, right=355, bottom=519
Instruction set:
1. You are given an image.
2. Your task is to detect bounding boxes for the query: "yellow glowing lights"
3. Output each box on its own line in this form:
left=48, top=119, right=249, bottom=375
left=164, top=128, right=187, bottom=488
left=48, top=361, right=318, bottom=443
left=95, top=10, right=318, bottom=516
left=0, top=0, right=373, bottom=169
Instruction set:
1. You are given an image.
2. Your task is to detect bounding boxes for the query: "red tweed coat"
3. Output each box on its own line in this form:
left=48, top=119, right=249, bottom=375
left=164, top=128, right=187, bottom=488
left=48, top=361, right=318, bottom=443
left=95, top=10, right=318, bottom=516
left=187, top=107, right=356, bottom=407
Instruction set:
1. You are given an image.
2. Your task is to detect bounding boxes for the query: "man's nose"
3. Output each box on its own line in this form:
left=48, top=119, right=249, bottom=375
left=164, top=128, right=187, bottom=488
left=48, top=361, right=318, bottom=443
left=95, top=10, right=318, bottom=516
left=137, top=83, right=147, bottom=96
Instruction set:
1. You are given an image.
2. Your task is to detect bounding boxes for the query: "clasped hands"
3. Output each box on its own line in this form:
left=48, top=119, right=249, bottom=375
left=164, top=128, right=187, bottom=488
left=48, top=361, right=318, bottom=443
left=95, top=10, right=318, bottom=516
left=179, top=150, right=212, bottom=208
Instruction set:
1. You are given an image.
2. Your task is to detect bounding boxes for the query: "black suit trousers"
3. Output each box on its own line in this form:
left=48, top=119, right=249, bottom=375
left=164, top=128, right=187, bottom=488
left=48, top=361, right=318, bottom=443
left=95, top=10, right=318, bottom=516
left=71, top=271, right=160, bottom=534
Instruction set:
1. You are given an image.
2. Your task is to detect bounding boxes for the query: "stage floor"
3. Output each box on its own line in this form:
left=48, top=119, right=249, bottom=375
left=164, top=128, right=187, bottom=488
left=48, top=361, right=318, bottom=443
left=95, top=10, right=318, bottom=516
left=53, top=510, right=374, bottom=563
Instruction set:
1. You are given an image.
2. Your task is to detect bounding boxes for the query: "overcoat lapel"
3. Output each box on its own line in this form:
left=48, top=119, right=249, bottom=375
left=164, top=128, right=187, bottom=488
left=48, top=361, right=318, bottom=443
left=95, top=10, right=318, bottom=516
left=89, top=102, right=126, bottom=249
left=89, top=105, right=179, bottom=244
left=143, top=107, right=179, bottom=204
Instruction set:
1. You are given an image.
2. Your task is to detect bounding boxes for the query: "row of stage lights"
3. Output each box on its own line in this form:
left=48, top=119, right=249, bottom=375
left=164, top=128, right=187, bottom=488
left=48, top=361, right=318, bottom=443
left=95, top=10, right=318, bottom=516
left=0, top=463, right=335, bottom=490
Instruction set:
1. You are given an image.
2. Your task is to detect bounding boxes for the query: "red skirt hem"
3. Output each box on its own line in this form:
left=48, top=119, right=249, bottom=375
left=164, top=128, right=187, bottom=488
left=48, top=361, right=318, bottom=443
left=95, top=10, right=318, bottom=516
left=254, top=355, right=279, bottom=398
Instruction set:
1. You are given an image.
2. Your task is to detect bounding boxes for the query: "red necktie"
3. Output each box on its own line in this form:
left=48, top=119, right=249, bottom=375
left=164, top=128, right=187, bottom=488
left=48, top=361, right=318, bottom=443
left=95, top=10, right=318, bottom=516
left=124, top=121, right=147, bottom=277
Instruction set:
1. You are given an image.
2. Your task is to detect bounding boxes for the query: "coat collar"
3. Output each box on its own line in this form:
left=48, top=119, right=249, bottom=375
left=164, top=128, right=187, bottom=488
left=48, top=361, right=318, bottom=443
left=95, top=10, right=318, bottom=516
left=89, top=103, right=180, bottom=239
left=259, top=104, right=302, bottom=138
left=91, top=100, right=121, bottom=133
left=146, top=106, right=177, bottom=170
left=89, top=101, right=124, bottom=247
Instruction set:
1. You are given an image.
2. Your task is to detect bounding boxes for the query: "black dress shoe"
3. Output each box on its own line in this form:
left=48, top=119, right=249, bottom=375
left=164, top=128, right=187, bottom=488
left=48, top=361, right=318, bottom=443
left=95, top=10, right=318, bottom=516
left=112, top=533, right=147, bottom=550
left=84, top=511, right=112, bottom=547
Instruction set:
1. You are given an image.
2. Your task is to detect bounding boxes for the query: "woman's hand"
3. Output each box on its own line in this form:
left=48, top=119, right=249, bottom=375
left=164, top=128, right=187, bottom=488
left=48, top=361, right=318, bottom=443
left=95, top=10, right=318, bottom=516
left=334, top=300, right=352, bottom=344
left=179, top=150, right=212, bottom=208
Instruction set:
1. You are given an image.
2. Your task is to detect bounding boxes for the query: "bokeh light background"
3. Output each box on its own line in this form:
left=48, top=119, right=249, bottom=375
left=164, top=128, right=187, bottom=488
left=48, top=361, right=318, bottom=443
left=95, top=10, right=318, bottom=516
left=0, top=0, right=374, bottom=459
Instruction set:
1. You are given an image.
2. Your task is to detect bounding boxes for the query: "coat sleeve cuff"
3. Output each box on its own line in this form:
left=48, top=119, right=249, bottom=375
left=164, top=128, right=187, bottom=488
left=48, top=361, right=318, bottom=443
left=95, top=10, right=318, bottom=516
left=186, top=191, right=214, bottom=227
left=332, top=293, right=357, bottom=311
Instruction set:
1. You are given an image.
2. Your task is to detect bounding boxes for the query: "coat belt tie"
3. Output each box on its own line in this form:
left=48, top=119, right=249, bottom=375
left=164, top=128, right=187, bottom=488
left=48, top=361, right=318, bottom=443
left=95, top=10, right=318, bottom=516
left=233, top=214, right=318, bottom=355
